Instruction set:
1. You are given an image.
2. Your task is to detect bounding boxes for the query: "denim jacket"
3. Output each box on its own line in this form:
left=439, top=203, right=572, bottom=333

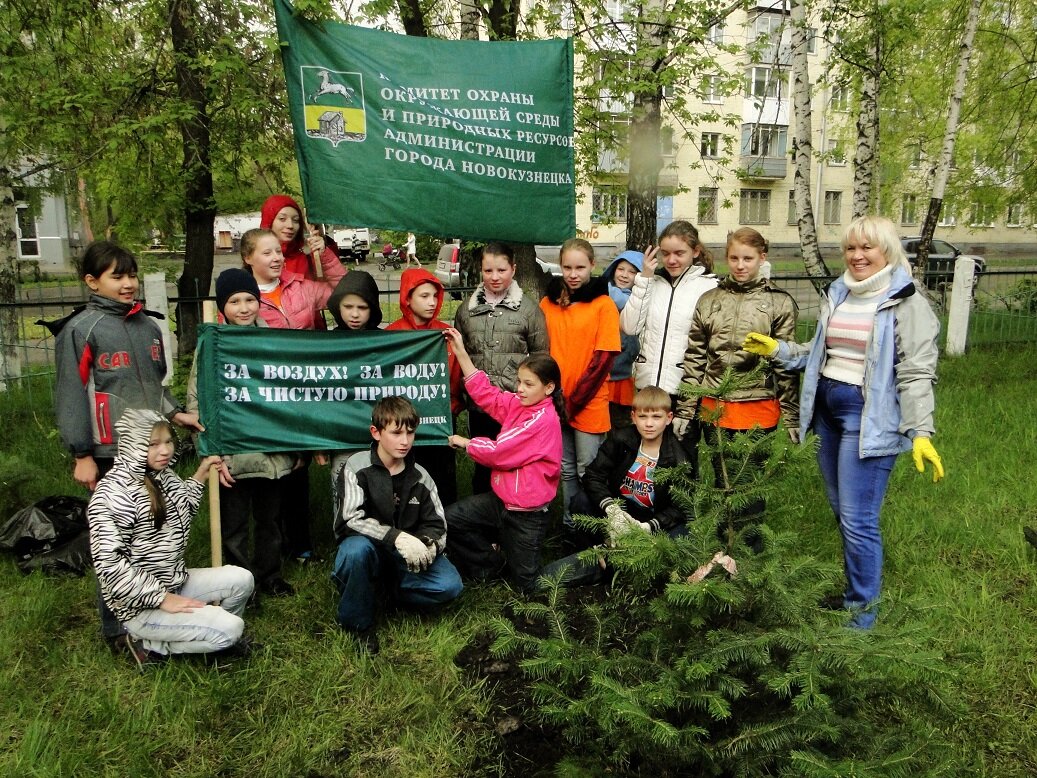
left=775, top=267, right=939, bottom=457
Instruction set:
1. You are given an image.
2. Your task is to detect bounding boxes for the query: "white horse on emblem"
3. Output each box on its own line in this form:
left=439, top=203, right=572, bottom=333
left=312, top=70, right=354, bottom=102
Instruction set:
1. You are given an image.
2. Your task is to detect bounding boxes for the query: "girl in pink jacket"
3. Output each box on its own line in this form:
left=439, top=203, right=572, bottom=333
left=241, top=228, right=345, bottom=331
left=443, top=328, right=562, bottom=593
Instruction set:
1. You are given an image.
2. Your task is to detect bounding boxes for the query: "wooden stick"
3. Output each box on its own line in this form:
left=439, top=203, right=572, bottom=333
left=202, top=300, right=222, bottom=567
left=301, top=207, right=324, bottom=279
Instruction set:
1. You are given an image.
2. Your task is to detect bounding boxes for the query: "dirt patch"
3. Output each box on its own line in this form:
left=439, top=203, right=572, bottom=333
left=455, top=587, right=619, bottom=777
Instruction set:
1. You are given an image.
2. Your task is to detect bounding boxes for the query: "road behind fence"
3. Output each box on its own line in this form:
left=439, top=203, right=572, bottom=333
left=3, top=266, right=1035, bottom=410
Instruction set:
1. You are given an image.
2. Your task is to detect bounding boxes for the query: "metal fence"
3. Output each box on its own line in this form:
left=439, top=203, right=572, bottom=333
left=2, top=268, right=1035, bottom=405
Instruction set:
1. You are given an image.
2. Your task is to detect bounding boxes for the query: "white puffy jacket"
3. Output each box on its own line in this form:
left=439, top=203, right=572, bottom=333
left=620, top=266, right=718, bottom=393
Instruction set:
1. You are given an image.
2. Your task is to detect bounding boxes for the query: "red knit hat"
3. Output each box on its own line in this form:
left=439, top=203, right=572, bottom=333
left=260, top=194, right=304, bottom=255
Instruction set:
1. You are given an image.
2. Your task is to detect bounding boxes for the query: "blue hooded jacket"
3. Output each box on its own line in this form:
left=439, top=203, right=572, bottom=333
left=604, top=251, right=644, bottom=382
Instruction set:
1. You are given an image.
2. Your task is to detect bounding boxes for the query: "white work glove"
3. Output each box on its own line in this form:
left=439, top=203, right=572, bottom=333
left=672, top=416, right=691, bottom=440
left=605, top=503, right=634, bottom=544
left=395, top=532, right=433, bottom=572
left=787, top=426, right=801, bottom=444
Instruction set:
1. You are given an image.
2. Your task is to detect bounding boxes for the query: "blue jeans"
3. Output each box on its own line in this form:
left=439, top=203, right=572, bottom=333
left=331, top=536, right=463, bottom=633
left=814, top=377, right=898, bottom=629
left=561, top=424, right=605, bottom=526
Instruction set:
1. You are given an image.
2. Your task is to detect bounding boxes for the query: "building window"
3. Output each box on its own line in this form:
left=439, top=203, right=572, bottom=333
left=825, top=138, right=846, bottom=165
left=1007, top=202, right=1024, bottom=227
left=592, top=186, right=628, bottom=223
left=751, top=11, right=785, bottom=62
left=807, top=27, right=818, bottom=55
left=938, top=204, right=957, bottom=227
left=746, top=66, right=787, bottom=99
left=741, top=124, right=788, bottom=158
left=708, top=22, right=724, bottom=44
left=739, top=189, right=771, bottom=224
left=698, top=187, right=719, bottom=224
left=660, top=126, right=676, bottom=157
left=597, top=57, right=633, bottom=114
left=901, top=194, right=919, bottom=225
left=16, top=203, right=40, bottom=258
left=830, top=85, right=849, bottom=112
left=700, top=132, right=721, bottom=159
left=909, top=144, right=923, bottom=169
left=823, top=191, right=842, bottom=224
left=969, top=201, right=994, bottom=227
left=701, top=74, right=724, bottom=104
left=787, top=190, right=797, bottom=225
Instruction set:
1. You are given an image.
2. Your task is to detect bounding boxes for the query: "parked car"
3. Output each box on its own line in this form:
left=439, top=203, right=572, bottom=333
left=434, top=243, right=563, bottom=299
left=900, top=236, right=986, bottom=289
left=333, top=226, right=371, bottom=264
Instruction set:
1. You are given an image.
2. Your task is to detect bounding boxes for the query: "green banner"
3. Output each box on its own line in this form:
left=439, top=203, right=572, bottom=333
left=273, top=0, right=575, bottom=244
left=196, top=325, right=452, bottom=455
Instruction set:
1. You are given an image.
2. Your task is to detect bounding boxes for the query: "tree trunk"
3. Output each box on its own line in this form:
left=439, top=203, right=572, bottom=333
left=852, top=27, right=880, bottom=219
left=626, top=88, right=663, bottom=250
left=398, top=0, right=428, bottom=37
left=170, top=0, right=216, bottom=356
left=459, top=0, right=480, bottom=40
left=916, top=0, right=981, bottom=278
left=790, top=1, right=831, bottom=283
left=0, top=166, right=23, bottom=388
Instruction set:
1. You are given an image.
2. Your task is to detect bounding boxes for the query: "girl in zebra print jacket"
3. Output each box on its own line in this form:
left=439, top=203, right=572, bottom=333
left=88, top=409, right=255, bottom=664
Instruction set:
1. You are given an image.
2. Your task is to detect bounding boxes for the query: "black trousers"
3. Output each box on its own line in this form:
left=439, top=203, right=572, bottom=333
left=446, top=492, right=549, bottom=593
left=219, top=476, right=285, bottom=586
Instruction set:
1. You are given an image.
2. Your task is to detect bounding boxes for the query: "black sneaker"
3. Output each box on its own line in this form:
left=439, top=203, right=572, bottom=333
left=260, top=577, right=295, bottom=597
left=117, top=634, right=167, bottom=673
left=353, top=627, right=380, bottom=655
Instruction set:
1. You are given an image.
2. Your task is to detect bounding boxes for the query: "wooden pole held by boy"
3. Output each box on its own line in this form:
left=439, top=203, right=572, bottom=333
left=201, top=300, right=223, bottom=567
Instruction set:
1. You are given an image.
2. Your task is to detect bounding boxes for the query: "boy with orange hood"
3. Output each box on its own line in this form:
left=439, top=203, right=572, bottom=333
left=387, top=268, right=463, bottom=504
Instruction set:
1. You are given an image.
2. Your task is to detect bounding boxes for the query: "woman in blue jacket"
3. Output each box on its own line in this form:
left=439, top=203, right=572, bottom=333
left=744, top=215, right=944, bottom=628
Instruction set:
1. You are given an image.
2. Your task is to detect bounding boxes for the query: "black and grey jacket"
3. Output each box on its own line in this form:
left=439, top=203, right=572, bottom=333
left=88, top=409, right=204, bottom=623
left=333, top=443, right=447, bottom=552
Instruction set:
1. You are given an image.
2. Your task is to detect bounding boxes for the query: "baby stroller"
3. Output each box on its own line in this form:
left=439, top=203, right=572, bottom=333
left=379, top=242, right=404, bottom=271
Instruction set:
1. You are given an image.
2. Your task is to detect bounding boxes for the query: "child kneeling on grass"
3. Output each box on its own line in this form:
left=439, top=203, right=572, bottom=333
left=331, top=398, right=463, bottom=654
left=88, top=409, right=255, bottom=672
left=541, top=386, right=690, bottom=587
left=443, top=328, right=563, bottom=594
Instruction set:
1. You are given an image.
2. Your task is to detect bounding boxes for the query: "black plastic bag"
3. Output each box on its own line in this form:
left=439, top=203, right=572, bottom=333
left=0, top=496, right=93, bottom=576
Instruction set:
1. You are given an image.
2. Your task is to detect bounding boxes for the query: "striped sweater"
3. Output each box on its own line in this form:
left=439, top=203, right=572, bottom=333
left=88, top=409, right=205, bottom=623
left=821, top=266, right=893, bottom=386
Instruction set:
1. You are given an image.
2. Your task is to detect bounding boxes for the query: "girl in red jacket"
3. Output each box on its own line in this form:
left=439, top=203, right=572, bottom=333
left=259, top=194, right=338, bottom=280
left=442, top=327, right=563, bottom=593
left=386, top=268, right=463, bottom=504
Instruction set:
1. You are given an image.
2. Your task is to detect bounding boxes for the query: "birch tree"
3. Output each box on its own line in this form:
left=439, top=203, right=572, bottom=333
left=915, top=0, right=982, bottom=277
left=789, top=0, right=831, bottom=280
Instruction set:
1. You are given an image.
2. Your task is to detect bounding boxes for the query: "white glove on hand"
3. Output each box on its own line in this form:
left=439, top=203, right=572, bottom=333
left=787, top=426, right=801, bottom=444
left=672, top=416, right=691, bottom=440
left=395, top=532, right=433, bottom=572
left=605, top=503, right=635, bottom=544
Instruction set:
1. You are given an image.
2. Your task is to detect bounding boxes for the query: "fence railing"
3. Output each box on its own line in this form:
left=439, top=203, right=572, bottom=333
left=2, top=265, right=1035, bottom=402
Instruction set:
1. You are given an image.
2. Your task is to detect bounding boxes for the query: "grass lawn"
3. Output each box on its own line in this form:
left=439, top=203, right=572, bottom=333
left=1, top=344, right=1037, bottom=775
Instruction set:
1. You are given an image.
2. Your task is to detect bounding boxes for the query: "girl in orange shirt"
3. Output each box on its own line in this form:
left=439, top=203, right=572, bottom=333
left=539, top=238, right=621, bottom=530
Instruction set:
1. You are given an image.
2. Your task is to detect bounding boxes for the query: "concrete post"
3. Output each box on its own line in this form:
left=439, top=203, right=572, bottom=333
left=142, top=272, right=176, bottom=383
left=945, top=257, right=976, bottom=356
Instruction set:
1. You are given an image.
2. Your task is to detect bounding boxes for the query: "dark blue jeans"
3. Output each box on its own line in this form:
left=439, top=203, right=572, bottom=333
left=446, top=492, right=549, bottom=593
left=331, top=536, right=462, bottom=633
left=814, top=377, right=898, bottom=629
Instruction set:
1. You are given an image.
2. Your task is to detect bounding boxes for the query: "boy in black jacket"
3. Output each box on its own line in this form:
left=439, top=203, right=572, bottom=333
left=541, top=386, right=690, bottom=587
left=331, top=398, right=463, bottom=653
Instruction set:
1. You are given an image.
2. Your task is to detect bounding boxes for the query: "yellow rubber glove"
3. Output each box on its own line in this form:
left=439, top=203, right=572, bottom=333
left=742, top=332, right=779, bottom=357
left=912, top=437, right=944, bottom=483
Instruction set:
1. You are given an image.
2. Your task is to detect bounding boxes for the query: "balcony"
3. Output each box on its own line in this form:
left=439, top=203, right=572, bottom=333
left=740, top=155, right=787, bottom=179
